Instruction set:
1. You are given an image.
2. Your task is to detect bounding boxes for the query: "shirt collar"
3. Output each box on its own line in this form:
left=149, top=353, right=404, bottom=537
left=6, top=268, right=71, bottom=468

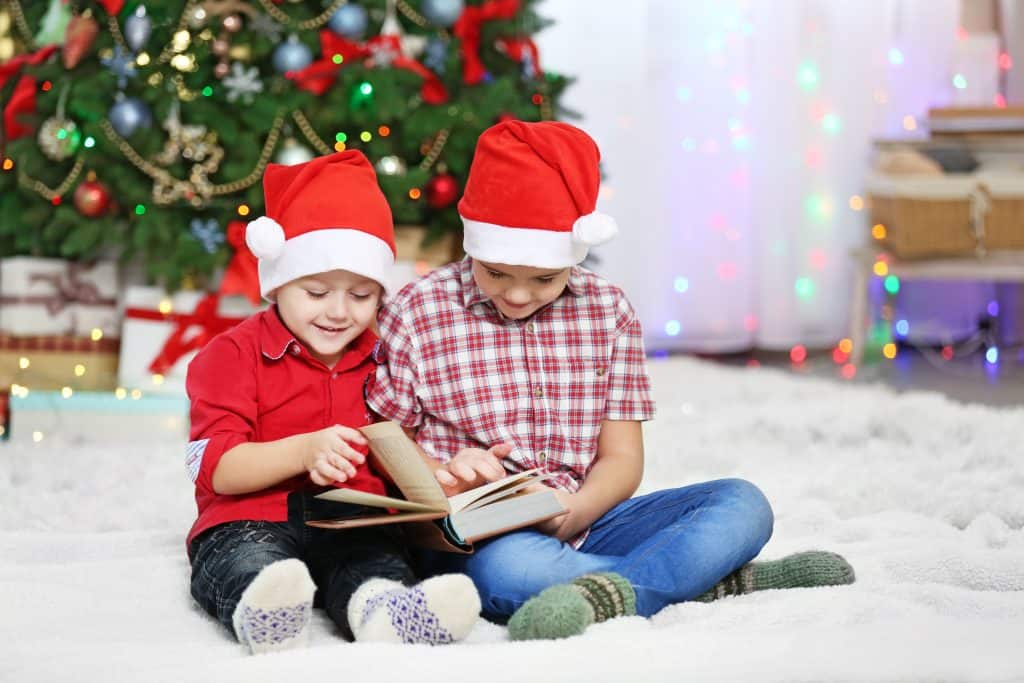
left=461, top=256, right=586, bottom=311
left=259, top=306, right=378, bottom=369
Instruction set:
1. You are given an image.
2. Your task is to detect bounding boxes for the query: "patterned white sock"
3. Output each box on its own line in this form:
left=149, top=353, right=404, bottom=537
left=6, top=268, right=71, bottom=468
left=231, top=559, right=316, bottom=655
left=348, top=574, right=481, bottom=645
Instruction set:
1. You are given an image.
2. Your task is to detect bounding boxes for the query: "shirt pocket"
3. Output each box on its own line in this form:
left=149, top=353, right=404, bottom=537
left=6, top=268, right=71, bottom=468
left=551, top=356, right=610, bottom=448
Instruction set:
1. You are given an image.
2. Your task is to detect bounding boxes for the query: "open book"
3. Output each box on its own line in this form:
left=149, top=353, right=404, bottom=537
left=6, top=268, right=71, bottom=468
left=306, top=421, right=566, bottom=553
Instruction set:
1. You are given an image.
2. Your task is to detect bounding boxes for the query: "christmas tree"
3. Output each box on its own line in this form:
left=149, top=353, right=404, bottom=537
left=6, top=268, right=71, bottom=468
left=0, top=0, right=568, bottom=293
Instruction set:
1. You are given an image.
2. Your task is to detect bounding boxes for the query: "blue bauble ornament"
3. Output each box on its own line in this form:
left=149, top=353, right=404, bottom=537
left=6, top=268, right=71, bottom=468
left=327, top=4, right=368, bottom=39
left=108, top=97, right=152, bottom=137
left=272, top=36, right=313, bottom=74
left=421, top=0, right=464, bottom=27
left=424, top=38, right=447, bottom=74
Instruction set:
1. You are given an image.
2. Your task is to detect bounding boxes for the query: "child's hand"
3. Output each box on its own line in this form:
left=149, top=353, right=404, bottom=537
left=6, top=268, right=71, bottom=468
left=303, top=425, right=368, bottom=486
left=531, top=487, right=578, bottom=542
left=435, top=442, right=513, bottom=495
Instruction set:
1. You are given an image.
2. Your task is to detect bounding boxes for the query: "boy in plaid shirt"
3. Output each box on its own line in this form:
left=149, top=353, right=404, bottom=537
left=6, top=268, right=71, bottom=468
left=367, top=121, right=855, bottom=640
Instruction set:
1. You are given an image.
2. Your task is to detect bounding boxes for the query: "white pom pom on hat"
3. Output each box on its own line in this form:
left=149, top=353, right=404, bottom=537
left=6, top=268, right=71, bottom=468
left=572, top=211, right=618, bottom=246
left=245, top=216, right=286, bottom=261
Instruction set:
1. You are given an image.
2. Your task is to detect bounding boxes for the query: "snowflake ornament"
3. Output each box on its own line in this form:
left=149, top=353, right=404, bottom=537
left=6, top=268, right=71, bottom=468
left=189, top=218, right=224, bottom=253
left=223, top=62, right=264, bottom=104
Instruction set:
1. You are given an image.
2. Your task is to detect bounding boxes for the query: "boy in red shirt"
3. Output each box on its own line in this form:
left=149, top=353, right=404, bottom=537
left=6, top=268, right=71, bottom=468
left=367, top=121, right=855, bottom=641
left=186, top=151, right=479, bottom=654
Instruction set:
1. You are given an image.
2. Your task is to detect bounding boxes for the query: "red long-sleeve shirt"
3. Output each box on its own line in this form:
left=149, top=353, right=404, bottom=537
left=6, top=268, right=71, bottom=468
left=184, top=306, right=386, bottom=547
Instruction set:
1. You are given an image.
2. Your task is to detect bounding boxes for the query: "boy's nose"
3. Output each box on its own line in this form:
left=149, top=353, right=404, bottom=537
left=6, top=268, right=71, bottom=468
left=505, top=287, right=531, bottom=305
left=326, top=295, right=349, bottom=321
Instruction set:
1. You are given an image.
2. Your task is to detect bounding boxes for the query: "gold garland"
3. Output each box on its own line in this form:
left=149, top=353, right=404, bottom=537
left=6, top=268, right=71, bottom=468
left=254, top=0, right=347, bottom=30
left=395, top=0, right=450, bottom=38
left=99, top=113, right=284, bottom=204
left=18, top=157, right=85, bottom=201
left=6, top=0, right=34, bottom=48
left=418, top=128, right=449, bottom=172
left=291, top=110, right=331, bottom=155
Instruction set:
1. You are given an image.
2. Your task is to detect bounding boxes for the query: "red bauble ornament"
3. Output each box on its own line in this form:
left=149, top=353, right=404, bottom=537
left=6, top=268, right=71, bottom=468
left=73, top=180, right=112, bottom=217
left=425, top=172, right=459, bottom=209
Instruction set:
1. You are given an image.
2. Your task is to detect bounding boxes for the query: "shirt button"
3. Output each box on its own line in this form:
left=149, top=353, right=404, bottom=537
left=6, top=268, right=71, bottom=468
left=534, top=387, right=544, bottom=398
left=538, top=451, right=547, bottom=463
left=290, top=344, right=301, bottom=355
left=526, top=322, right=536, bottom=333
left=332, top=372, right=340, bottom=379
left=596, top=367, right=606, bottom=377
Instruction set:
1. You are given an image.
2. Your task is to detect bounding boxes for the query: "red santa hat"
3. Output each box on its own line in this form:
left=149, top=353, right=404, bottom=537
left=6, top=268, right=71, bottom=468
left=245, top=150, right=396, bottom=300
left=458, top=121, right=618, bottom=269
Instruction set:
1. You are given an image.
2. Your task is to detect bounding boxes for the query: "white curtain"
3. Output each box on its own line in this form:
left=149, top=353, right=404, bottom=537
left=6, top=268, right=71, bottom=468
left=536, top=0, right=962, bottom=352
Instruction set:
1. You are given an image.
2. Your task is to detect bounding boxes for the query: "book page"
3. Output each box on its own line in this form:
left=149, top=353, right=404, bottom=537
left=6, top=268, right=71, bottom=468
left=359, top=421, right=450, bottom=511
left=458, top=472, right=558, bottom=513
left=314, top=487, right=441, bottom=513
left=447, top=469, right=550, bottom=513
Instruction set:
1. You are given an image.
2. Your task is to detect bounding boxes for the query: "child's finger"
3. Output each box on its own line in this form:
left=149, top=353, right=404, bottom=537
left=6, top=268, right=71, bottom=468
left=330, top=453, right=358, bottom=478
left=488, top=442, right=514, bottom=458
left=334, top=442, right=366, bottom=465
left=434, top=468, right=457, bottom=486
left=475, top=459, right=506, bottom=481
left=333, top=425, right=367, bottom=445
left=450, top=460, right=478, bottom=482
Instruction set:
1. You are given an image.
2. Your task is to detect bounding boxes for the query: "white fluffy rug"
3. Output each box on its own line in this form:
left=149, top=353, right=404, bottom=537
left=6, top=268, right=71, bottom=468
left=3, top=357, right=1023, bottom=682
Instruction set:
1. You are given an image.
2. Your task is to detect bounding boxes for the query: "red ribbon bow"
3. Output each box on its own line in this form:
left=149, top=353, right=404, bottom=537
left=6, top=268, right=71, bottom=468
left=125, top=294, right=248, bottom=375
left=218, top=221, right=262, bottom=306
left=0, top=46, right=58, bottom=141
left=289, top=30, right=448, bottom=104
left=453, top=0, right=521, bottom=85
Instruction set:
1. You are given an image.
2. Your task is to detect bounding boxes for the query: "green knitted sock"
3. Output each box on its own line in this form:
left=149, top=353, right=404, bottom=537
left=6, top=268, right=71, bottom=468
left=696, top=550, right=856, bottom=602
left=507, top=572, right=637, bottom=641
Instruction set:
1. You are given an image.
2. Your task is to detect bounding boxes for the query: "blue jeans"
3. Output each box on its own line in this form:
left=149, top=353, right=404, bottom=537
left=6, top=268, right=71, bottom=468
left=422, top=478, right=773, bottom=619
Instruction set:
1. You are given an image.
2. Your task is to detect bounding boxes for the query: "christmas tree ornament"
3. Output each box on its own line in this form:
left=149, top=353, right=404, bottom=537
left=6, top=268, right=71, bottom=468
left=249, top=13, right=282, bottom=42
left=62, top=13, right=99, bottom=69
left=376, top=155, right=407, bottom=176
left=148, top=102, right=224, bottom=206
left=123, top=5, right=152, bottom=52
left=212, top=38, right=229, bottom=57
left=73, top=178, right=113, bottom=217
left=223, top=62, right=263, bottom=104
left=272, top=35, right=313, bottom=73
left=108, top=96, right=152, bottom=137
left=454, top=0, right=520, bottom=85
left=101, top=45, right=137, bottom=89
left=422, top=0, right=465, bottom=27
left=214, top=62, right=230, bottom=78
left=327, top=4, right=368, bottom=39
left=186, top=5, right=208, bottom=28
left=425, top=171, right=459, bottom=208
left=423, top=38, right=447, bottom=75
left=222, top=15, right=242, bottom=33
left=275, top=137, right=314, bottom=166
left=189, top=218, right=224, bottom=253
left=35, top=0, right=72, bottom=46
left=38, top=117, right=81, bottom=161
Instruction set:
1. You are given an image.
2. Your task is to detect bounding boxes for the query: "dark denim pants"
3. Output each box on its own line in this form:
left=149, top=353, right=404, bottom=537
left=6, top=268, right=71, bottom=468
left=189, top=492, right=416, bottom=640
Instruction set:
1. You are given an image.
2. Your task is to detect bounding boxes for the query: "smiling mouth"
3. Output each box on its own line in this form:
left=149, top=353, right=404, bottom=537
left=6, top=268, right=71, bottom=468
left=314, top=324, right=348, bottom=334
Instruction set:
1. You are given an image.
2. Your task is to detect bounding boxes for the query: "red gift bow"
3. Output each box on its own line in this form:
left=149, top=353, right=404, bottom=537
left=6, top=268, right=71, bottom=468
left=494, top=36, right=541, bottom=79
left=453, top=0, right=520, bottom=85
left=124, top=294, right=248, bottom=375
left=289, top=30, right=448, bottom=104
left=218, top=220, right=262, bottom=306
left=97, top=0, right=125, bottom=14
left=0, top=45, right=58, bottom=141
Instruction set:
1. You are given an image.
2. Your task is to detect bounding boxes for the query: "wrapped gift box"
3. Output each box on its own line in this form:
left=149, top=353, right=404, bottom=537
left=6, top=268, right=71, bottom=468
left=0, top=334, right=120, bottom=392
left=118, top=287, right=263, bottom=396
left=0, top=257, right=120, bottom=338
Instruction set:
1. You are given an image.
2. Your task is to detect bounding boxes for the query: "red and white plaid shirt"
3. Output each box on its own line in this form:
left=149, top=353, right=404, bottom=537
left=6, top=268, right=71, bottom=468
left=367, top=258, right=655, bottom=531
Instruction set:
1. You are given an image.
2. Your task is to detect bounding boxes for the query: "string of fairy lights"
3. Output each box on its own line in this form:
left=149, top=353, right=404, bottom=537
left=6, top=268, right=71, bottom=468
left=658, top=12, right=1019, bottom=380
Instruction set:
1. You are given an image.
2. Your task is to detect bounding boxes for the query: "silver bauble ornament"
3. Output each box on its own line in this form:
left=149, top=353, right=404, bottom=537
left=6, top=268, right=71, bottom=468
left=421, top=0, right=464, bottom=27
left=327, top=5, right=368, bottom=39
left=275, top=138, right=315, bottom=166
left=38, top=117, right=80, bottom=161
left=272, top=35, right=313, bottom=74
left=108, top=97, right=152, bottom=137
left=124, top=5, right=152, bottom=52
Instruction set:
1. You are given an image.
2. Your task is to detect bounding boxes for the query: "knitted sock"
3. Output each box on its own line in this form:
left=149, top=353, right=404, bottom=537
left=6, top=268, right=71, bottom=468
left=507, top=572, right=637, bottom=641
left=231, top=559, right=316, bottom=655
left=347, top=574, right=481, bottom=645
left=697, top=550, right=856, bottom=602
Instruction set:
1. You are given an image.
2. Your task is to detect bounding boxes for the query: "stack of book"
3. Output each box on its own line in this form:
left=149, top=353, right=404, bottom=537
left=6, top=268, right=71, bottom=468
left=928, top=107, right=1024, bottom=137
